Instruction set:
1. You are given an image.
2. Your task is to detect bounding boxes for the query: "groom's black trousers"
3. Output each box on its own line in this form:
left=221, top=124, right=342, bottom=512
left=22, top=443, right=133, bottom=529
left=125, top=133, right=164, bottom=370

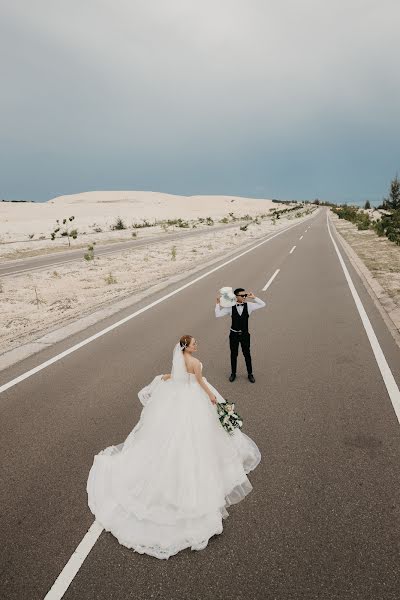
left=229, top=331, right=253, bottom=375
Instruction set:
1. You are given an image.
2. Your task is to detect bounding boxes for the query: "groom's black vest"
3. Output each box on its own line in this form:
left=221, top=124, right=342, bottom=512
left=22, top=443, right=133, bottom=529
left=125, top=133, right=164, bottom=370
left=231, top=303, right=249, bottom=333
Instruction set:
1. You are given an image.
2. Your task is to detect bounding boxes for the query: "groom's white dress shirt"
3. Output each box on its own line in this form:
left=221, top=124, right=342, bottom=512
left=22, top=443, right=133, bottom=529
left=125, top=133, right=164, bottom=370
left=215, top=297, right=266, bottom=318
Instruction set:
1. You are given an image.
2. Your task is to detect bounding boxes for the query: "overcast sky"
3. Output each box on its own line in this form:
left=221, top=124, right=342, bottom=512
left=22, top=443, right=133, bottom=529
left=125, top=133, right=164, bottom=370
left=1, top=0, right=399, bottom=203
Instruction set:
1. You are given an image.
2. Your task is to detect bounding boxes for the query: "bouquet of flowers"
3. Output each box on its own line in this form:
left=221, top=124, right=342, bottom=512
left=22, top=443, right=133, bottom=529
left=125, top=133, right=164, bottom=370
left=216, top=401, right=243, bottom=434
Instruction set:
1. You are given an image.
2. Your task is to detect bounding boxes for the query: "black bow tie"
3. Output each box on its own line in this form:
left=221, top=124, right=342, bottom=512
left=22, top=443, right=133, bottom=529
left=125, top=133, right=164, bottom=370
left=236, top=303, right=244, bottom=307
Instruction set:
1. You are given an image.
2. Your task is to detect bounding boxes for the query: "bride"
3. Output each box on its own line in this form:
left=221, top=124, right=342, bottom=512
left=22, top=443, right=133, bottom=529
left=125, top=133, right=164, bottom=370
left=87, top=334, right=261, bottom=559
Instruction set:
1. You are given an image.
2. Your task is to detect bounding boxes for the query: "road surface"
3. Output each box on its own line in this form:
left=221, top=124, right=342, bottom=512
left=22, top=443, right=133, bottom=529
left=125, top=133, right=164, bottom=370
left=1, top=208, right=399, bottom=600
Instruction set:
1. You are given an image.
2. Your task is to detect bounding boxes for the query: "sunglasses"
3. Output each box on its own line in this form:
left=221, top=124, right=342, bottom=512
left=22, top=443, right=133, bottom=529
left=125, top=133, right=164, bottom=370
left=237, top=293, right=248, bottom=298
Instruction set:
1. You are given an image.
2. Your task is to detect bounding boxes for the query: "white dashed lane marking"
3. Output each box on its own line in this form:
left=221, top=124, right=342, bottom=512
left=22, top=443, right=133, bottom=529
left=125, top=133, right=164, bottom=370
left=262, top=269, right=280, bottom=292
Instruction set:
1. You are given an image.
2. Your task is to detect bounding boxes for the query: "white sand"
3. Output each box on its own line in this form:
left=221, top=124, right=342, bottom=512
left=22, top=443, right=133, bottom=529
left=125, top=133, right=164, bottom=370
left=0, top=191, right=314, bottom=357
left=0, top=191, right=281, bottom=255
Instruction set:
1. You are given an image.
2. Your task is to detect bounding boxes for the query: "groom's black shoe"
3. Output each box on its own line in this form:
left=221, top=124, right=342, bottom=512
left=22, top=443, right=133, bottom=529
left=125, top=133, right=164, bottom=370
left=229, top=373, right=236, bottom=382
left=248, top=374, right=255, bottom=383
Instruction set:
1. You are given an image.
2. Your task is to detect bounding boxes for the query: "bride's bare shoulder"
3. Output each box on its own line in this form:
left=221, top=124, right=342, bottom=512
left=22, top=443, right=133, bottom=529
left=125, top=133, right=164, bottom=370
left=185, top=355, right=200, bottom=372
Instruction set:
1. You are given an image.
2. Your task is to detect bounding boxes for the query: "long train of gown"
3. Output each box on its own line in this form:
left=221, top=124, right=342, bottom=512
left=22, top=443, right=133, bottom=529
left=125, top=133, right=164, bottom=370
left=87, top=368, right=261, bottom=559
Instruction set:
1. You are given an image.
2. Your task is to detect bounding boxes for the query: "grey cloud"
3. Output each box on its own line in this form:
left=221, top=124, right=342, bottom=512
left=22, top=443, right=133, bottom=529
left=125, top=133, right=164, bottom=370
left=1, top=0, right=399, bottom=201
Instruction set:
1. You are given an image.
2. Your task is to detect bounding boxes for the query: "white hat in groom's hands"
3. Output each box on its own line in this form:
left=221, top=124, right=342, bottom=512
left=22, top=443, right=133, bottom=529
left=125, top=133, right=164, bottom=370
left=219, top=286, right=236, bottom=308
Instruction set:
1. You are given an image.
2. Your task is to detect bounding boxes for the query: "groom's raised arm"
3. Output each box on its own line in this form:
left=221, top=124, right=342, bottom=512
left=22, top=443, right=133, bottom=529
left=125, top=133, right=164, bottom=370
left=215, top=297, right=232, bottom=318
left=246, top=295, right=266, bottom=314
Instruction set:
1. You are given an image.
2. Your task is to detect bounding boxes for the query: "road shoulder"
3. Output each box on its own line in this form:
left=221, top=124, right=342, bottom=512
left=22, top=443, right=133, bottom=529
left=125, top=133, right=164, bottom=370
left=329, top=212, right=400, bottom=349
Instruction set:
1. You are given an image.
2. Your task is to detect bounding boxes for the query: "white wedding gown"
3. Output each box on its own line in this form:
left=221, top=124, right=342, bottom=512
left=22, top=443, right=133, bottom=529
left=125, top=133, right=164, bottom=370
left=87, top=345, right=261, bottom=559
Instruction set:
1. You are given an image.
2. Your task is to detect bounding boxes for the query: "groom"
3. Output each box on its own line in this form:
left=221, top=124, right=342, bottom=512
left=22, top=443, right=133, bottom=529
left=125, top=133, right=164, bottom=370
left=215, top=288, right=266, bottom=383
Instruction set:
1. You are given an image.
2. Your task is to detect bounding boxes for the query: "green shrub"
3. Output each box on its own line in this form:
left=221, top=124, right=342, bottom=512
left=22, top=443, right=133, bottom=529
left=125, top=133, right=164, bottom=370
left=382, top=175, right=400, bottom=210
left=105, top=272, right=117, bottom=284
left=51, top=216, right=77, bottom=246
left=84, top=242, right=96, bottom=261
left=111, top=217, right=126, bottom=230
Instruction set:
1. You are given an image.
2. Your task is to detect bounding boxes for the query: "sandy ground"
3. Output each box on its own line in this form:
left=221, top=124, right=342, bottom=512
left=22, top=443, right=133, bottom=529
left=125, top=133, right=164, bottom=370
left=331, top=213, right=400, bottom=329
left=0, top=196, right=314, bottom=356
left=0, top=191, right=284, bottom=258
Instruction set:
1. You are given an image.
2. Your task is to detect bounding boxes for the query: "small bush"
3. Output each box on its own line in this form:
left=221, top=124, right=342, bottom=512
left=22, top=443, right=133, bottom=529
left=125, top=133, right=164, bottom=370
left=51, top=215, right=77, bottom=246
left=357, top=217, right=371, bottom=230
left=105, top=272, right=117, bottom=284
left=31, top=286, right=46, bottom=308
left=372, top=220, right=385, bottom=237
left=111, top=217, right=126, bottom=230
left=332, top=205, right=371, bottom=231
left=84, top=242, right=96, bottom=261
left=165, top=218, right=190, bottom=228
left=378, top=210, right=400, bottom=244
left=131, top=219, right=152, bottom=229
left=171, top=246, right=177, bottom=260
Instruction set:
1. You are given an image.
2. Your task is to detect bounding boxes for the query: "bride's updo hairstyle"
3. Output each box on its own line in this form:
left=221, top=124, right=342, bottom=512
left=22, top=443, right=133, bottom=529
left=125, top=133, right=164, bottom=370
left=179, top=334, right=193, bottom=351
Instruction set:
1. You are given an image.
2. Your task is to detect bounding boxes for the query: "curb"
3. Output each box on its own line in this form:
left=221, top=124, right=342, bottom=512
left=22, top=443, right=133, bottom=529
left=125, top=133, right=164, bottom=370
left=329, top=214, right=400, bottom=350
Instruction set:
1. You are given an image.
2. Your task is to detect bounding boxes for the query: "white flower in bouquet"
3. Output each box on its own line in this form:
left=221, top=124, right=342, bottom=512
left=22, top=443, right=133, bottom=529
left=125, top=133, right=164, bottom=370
left=216, top=399, right=243, bottom=434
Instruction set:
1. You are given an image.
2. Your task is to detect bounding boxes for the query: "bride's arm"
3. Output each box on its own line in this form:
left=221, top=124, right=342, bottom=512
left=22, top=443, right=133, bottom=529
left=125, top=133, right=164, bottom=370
left=161, top=373, right=171, bottom=381
left=193, top=362, right=217, bottom=404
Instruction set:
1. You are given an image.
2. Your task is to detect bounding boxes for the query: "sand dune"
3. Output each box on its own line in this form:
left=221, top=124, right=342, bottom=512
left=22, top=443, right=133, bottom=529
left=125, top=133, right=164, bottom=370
left=0, top=190, right=284, bottom=253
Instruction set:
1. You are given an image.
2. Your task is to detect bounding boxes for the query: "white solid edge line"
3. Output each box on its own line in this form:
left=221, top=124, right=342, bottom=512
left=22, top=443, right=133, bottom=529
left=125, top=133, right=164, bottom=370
left=289, top=245, right=296, bottom=254
left=262, top=269, right=280, bottom=292
left=327, top=213, right=400, bottom=423
left=1, top=217, right=314, bottom=395
left=43, top=521, right=104, bottom=600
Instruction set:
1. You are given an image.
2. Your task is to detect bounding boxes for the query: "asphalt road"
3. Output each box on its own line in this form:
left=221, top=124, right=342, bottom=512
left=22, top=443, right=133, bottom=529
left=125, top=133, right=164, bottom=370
left=1, top=208, right=400, bottom=600
left=0, top=221, right=249, bottom=277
